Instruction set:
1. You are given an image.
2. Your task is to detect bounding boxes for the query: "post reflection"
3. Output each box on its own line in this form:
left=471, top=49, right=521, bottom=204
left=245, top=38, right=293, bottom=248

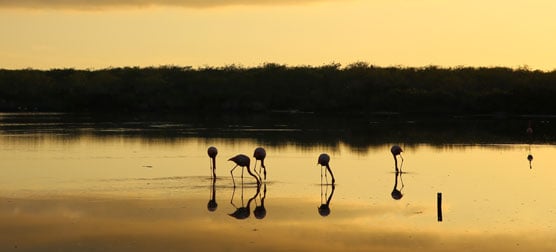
left=207, top=177, right=218, bottom=212
left=391, top=171, right=404, bottom=200
left=229, top=181, right=261, bottom=220
left=318, top=182, right=335, bottom=217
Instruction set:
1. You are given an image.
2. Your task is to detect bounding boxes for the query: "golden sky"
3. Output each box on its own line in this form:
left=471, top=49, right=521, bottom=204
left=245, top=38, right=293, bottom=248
left=0, top=0, right=555, bottom=70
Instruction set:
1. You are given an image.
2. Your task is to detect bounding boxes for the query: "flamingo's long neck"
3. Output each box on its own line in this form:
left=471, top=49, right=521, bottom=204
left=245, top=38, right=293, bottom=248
left=326, top=164, right=335, bottom=184
left=246, top=165, right=260, bottom=185
left=212, top=157, right=216, bottom=177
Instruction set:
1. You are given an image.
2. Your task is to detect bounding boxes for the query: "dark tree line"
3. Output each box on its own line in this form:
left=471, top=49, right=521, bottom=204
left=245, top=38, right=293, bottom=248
left=0, top=63, right=555, bottom=115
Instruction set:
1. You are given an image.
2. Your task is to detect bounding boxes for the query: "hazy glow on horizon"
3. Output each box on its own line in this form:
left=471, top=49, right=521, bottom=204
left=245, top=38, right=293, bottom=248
left=1, top=0, right=555, bottom=70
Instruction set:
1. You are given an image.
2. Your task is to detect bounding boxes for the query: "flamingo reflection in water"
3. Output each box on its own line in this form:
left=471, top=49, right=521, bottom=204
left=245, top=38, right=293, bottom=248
left=254, top=183, right=267, bottom=219
left=391, top=145, right=404, bottom=173
left=207, top=175, right=218, bottom=212
left=317, top=153, right=336, bottom=185
left=318, top=180, right=336, bottom=217
left=228, top=154, right=260, bottom=187
left=253, top=147, right=267, bottom=180
left=229, top=181, right=261, bottom=220
left=391, top=171, right=405, bottom=200
left=207, top=146, right=218, bottom=179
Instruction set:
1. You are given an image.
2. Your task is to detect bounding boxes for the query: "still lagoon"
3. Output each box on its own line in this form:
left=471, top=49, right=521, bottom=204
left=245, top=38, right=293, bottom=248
left=0, top=113, right=555, bottom=251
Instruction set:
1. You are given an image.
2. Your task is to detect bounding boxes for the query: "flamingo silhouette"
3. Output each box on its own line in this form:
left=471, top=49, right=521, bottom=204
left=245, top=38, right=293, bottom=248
left=253, top=147, right=267, bottom=180
left=391, top=145, right=404, bottom=172
left=318, top=153, right=335, bottom=185
left=229, top=154, right=260, bottom=186
left=207, top=146, right=218, bottom=178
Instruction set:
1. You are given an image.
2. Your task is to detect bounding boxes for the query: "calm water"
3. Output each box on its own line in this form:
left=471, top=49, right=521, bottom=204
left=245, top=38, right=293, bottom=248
left=1, top=113, right=556, bottom=251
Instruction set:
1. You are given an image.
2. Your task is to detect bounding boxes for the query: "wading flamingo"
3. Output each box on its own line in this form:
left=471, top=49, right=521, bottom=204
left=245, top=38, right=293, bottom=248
left=318, top=153, right=335, bottom=185
left=253, top=147, right=267, bottom=180
left=229, top=154, right=260, bottom=186
left=391, top=145, right=403, bottom=172
left=207, top=146, right=218, bottom=178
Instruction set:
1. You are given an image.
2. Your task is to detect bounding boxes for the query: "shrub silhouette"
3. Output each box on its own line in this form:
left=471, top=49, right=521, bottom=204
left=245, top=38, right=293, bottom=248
left=0, top=64, right=555, bottom=115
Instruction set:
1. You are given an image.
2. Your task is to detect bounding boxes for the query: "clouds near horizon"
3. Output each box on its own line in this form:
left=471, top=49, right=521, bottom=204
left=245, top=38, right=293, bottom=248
left=0, top=0, right=341, bottom=10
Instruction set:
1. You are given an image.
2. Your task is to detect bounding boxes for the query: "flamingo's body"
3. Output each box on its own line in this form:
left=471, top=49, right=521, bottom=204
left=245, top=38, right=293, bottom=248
left=317, top=153, right=335, bottom=185
left=526, top=120, right=533, bottom=135
left=229, top=154, right=260, bottom=186
left=391, top=145, right=403, bottom=172
left=207, top=146, right=218, bottom=178
left=253, top=147, right=267, bottom=180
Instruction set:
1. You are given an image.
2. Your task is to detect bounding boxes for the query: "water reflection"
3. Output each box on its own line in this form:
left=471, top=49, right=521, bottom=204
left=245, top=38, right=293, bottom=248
left=527, top=146, right=534, bottom=169
left=4, top=113, right=556, bottom=251
left=207, top=177, right=218, bottom=212
left=254, top=183, right=267, bottom=219
left=526, top=120, right=534, bottom=169
left=229, top=182, right=261, bottom=220
left=390, top=171, right=404, bottom=200
left=318, top=183, right=335, bottom=217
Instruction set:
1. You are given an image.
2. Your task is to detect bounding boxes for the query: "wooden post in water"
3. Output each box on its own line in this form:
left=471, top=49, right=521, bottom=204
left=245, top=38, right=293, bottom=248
left=437, top=192, right=443, bottom=222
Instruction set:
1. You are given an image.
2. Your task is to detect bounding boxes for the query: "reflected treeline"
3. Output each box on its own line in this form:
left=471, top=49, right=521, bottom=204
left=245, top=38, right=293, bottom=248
left=2, top=113, right=555, bottom=148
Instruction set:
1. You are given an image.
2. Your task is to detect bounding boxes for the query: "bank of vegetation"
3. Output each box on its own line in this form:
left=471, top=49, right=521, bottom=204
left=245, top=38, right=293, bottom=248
left=1, top=63, right=555, bottom=115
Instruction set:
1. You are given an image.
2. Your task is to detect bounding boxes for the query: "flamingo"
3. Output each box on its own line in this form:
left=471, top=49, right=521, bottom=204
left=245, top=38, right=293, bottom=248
left=391, top=145, right=403, bottom=172
left=318, top=153, right=335, bottom=185
left=526, top=121, right=534, bottom=169
left=228, top=154, right=260, bottom=186
left=253, top=147, right=267, bottom=180
left=526, top=120, right=533, bottom=135
left=207, top=146, right=218, bottom=178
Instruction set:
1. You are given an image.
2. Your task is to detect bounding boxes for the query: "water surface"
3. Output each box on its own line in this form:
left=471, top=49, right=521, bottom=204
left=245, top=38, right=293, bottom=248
left=1, top=113, right=555, bottom=251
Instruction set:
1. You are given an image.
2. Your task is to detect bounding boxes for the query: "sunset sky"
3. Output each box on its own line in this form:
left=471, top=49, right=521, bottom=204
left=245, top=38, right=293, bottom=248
left=1, top=0, right=555, bottom=70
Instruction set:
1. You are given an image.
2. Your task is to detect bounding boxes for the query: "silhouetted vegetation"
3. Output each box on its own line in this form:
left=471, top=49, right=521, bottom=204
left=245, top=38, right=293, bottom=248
left=1, top=64, right=555, bottom=115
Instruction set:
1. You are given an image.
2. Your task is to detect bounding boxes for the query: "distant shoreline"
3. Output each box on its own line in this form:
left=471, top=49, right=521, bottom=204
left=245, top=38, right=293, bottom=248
left=1, top=64, right=555, bottom=115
